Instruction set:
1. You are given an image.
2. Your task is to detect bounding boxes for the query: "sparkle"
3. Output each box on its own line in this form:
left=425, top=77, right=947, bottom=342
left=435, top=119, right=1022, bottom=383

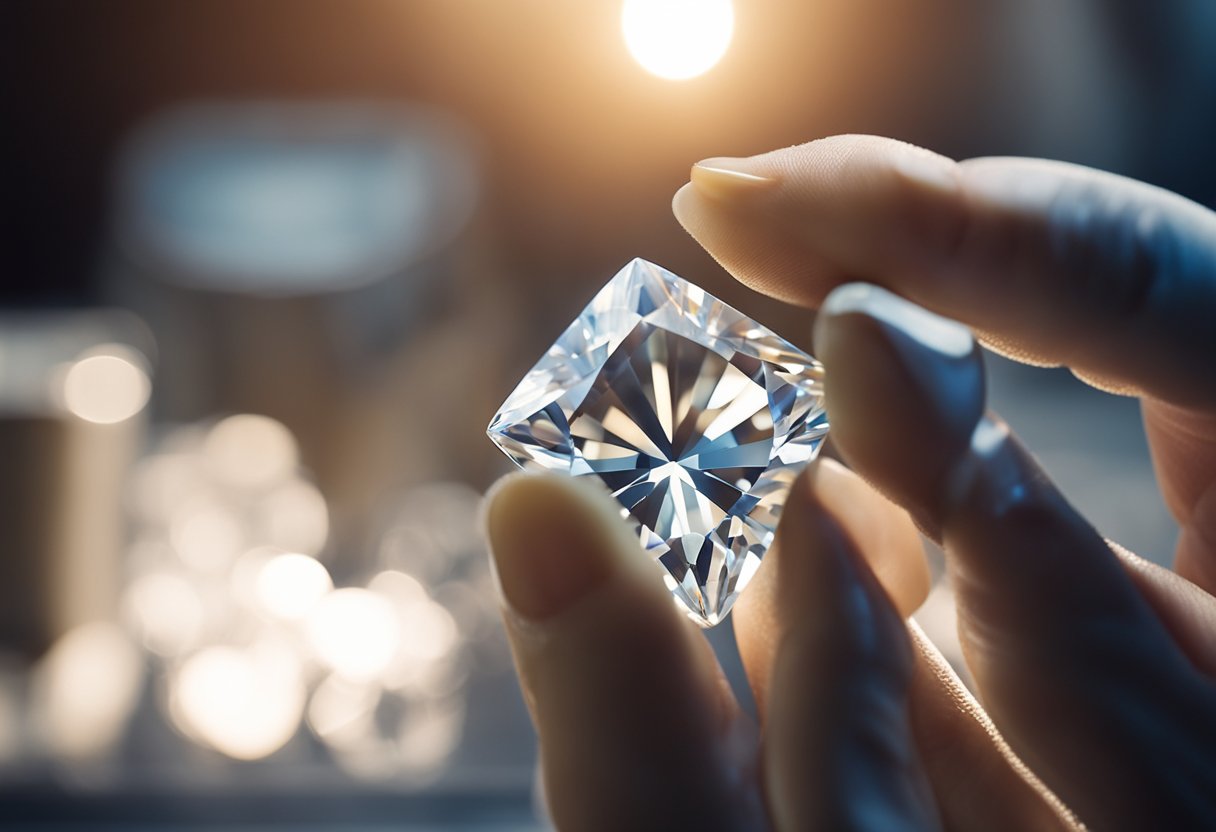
left=488, top=259, right=828, bottom=626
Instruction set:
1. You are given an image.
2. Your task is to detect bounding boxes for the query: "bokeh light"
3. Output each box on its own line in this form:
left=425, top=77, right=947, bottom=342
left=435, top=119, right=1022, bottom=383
left=255, top=552, right=333, bottom=620
left=621, top=0, right=734, bottom=80
left=203, top=414, right=298, bottom=490
left=60, top=350, right=151, bottom=424
left=306, top=588, right=400, bottom=683
left=123, top=571, right=206, bottom=656
left=170, top=639, right=305, bottom=760
left=30, top=623, right=143, bottom=760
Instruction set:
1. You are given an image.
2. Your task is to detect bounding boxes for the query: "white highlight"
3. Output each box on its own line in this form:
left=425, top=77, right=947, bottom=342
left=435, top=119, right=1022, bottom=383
left=31, top=623, right=142, bottom=759
left=61, top=351, right=151, bottom=424
left=204, top=414, right=298, bottom=489
left=621, top=0, right=734, bottom=81
left=307, top=588, right=400, bottom=682
left=171, top=640, right=304, bottom=760
left=821, top=283, right=974, bottom=358
left=256, top=552, right=333, bottom=620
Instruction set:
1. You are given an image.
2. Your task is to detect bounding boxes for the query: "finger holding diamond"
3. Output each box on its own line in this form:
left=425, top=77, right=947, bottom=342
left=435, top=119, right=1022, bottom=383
left=672, top=135, right=1216, bottom=596
left=736, top=461, right=1078, bottom=831
left=672, top=134, right=1216, bottom=408
left=751, top=468, right=940, bottom=831
left=484, top=473, right=766, bottom=831
left=733, top=457, right=931, bottom=715
left=813, top=283, right=1216, bottom=828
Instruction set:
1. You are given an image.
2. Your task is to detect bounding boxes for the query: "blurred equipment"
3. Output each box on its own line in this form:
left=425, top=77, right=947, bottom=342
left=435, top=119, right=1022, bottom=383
left=0, top=312, right=154, bottom=656
left=108, top=101, right=485, bottom=559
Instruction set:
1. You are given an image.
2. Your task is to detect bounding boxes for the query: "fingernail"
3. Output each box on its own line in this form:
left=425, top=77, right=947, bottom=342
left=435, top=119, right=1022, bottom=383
left=691, top=158, right=778, bottom=201
left=813, top=284, right=985, bottom=535
left=483, top=474, right=618, bottom=620
left=816, top=283, right=973, bottom=360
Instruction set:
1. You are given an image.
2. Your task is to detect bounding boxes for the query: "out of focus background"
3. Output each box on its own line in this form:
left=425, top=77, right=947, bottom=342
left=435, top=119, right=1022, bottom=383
left=2, top=1, right=1215, bottom=828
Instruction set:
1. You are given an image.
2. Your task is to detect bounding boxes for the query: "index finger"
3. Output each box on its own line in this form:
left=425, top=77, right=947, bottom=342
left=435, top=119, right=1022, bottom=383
left=671, top=134, right=1216, bottom=409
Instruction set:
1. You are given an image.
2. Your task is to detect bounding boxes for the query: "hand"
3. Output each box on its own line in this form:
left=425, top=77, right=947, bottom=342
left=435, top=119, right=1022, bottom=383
left=484, top=135, right=1216, bottom=830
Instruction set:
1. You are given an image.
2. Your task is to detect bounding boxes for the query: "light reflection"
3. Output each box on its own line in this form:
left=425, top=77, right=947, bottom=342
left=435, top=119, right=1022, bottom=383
left=255, top=552, right=332, bottom=620
left=203, top=414, right=298, bottom=489
left=307, top=673, right=379, bottom=748
left=30, top=623, right=142, bottom=759
left=306, top=588, right=400, bottom=682
left=170, top=639, right=305, bottom=760
left=61, top=350, right=151, bottom=424
left=123, top=571, right=205, bottom=656
left=170, top=501, right=245, bottom=572
left=257, top=480, right=329, bottom=555
left=110, top=422, right=493, bottom=776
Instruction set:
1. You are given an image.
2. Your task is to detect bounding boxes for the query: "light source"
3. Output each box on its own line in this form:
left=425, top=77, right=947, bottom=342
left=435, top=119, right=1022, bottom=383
left=621, top=0, right=734, bottom=80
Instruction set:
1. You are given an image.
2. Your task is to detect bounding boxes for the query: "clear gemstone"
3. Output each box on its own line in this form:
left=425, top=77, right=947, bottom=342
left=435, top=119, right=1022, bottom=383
left=487, top=259, right=828, bottom=626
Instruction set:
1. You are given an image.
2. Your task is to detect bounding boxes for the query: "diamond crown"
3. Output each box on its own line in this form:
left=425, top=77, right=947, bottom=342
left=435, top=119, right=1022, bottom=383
left=488, top=259, right=828, bottom=626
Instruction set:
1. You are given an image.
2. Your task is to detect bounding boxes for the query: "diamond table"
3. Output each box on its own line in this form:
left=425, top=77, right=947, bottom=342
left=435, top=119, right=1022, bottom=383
left=488, top=259, right=828, bottom=626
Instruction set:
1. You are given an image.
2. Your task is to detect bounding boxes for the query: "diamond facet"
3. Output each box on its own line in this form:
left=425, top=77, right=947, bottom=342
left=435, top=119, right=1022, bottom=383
left=487, top=259, right=828, bottom=626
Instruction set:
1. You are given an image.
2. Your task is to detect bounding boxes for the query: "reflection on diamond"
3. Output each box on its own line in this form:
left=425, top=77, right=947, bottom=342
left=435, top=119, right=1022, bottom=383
left=488, top=259, right=828, bottom=626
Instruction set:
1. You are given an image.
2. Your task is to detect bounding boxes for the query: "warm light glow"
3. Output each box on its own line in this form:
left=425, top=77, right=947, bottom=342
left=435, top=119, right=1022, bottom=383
left=204, top=414, right=298, bottom=489
left=171, top=640, right=304, bottom=760
left=30, top=623, right=142, bottom=759
left=256, top=552, right=333, bottom=620
left=306, top=588, right=400, bottom=682
left=307, top=674, right=379, bottom=748
left=61, top=351, right=151, bottom=424
left=621, top=0, right=734, bottom=80
left=170, top=501, right=245, bottom=572
left=258, top=480, right=329, bottom=555
left=123, top=571, right=205, bottom=656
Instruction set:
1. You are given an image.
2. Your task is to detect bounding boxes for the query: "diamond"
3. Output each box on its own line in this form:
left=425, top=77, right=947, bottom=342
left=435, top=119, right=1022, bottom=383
left=487, top=259, right=828, bottom=626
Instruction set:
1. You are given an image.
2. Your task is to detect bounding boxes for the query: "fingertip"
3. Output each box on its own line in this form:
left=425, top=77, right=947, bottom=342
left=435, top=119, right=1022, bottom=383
left=813, top=285, right=984, bottom=532
left=808, top=458, right=932, bottom=616
left=734, top=459, right=926, bottom=719
left=484, top=473, right=635, bottom=621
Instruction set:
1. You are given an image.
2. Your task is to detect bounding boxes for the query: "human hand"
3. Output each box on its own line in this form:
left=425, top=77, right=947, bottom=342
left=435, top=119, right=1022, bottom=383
left=484, top=135, right=1216, bottom=830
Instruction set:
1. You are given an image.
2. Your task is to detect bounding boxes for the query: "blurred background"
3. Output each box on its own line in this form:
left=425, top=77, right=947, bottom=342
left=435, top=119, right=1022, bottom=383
left=2, top=1, right=1215, bottom=827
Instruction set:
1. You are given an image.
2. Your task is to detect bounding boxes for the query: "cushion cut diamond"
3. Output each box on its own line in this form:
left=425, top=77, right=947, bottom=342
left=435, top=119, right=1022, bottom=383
left=487, top=259, right=828, bottom=626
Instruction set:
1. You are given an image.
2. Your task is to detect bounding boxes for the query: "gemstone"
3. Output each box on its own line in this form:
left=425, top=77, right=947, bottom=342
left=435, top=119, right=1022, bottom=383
left=487, top=259, right=828, bottom=626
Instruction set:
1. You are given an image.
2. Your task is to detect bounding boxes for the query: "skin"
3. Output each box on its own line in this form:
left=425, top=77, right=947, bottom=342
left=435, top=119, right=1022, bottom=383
left=484, top=134, right=1216, bottom=830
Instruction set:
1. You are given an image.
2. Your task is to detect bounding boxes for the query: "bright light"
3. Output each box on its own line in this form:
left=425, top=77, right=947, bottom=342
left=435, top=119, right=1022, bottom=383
left=621, top=0, right=734, bottom=80
left=256, top=552, right=333, bottom=620
left=61, top=351, right=151, bottom=424
left=258, top=480, right=329, bottom=555
left=203, top=414, right=298, bottom=489
left=123, top=571, right=205, bottom=656
left=306, top=588, right=400, bottom=682
left=170, top=640, right=305, bottom=760
left=30, top=623, right=142, bottom=759
left=170, top=501, right=245, bottom=572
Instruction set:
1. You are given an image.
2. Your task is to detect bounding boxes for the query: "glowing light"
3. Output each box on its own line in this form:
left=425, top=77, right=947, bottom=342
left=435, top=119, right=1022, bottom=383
left=61, top=351, right=151, bottom=424
left=395, top=697, right=465, bottom=777
left=621, top=0, right=734, bottom=80
left=258, top=480, right=329, bottom=555
left=307, top=674, right=379, bottom=748
left=129, top=453, right=207, bottom=525
left=306, top=588, right=400, bottom=682
left=123, top=571, right=205, bottom=656
left=203, top=414, right=298, bottom=490
left=170, top=502, right=245, bottom=572
left=170, top=640, right=304, bottom=760
left=30, top=623, right=142, bottom=759
left=256, top=552, right=333, bottom=620
left=397, top=598, right=459, bottom=664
